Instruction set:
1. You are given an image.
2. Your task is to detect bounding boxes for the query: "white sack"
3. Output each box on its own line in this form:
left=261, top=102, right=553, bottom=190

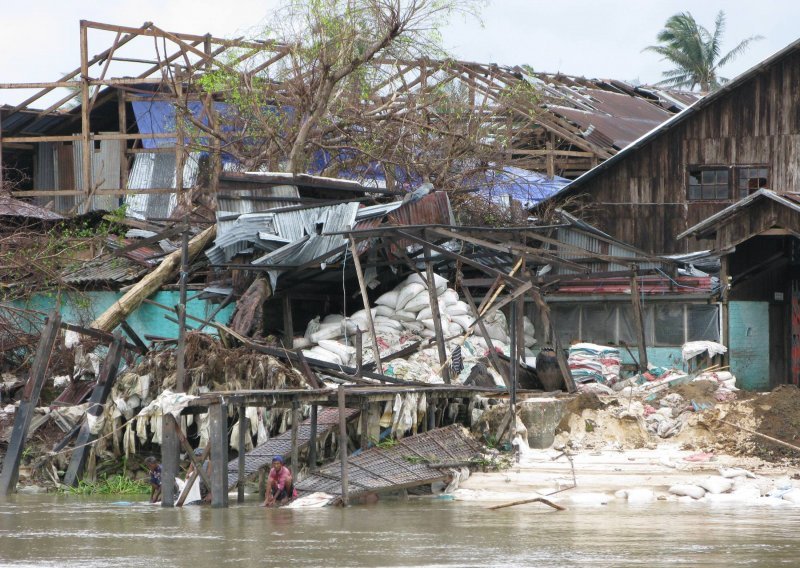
left=669, top=484, right=706, bottom=499
left=375, top=290, right=400, bottom=309
left=396, top=283, right=426, bottom=310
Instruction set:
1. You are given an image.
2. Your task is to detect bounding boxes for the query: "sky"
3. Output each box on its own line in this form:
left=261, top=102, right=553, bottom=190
left=0, top=0, right=798, bottom=106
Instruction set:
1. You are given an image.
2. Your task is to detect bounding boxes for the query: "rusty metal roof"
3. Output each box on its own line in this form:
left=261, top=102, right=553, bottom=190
left=0, top=195, right=64, bottom=221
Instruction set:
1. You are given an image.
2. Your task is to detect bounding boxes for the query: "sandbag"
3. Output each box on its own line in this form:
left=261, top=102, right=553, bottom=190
left=440, top=289, right=459, bottom=306
left=303, top=348, right=340, bottom=365
left=421, top=317, right=449, bottom=332
left=394, top=310, right=417, bottom=322
left=293, top=337, right=312, bottom=349
left=448, top=322, right=464, bottom=336
left=349, top=308, right=377, bottom=324
left=450, top=314, right=475, bottom=330
left=404, top=273, right=447, bottom=294
left=416, top=303, right=445, bottom=321
left=445, top=301, right=469, bottom=317
left=304, top=316, right=321, bottom=341
left=375, top=290, right=400, bottom=309
left=523, top=316, right=535, bottom=336
left=669, top=484, right=706, bottom=499
left=402, top=321, right=425, bottom=333
left=374, top=316, right=403, bottom=331
left=396, top=283, right=426, bottom=310
left=699, top=476, right=734, bottom=495
left=404, top=291, right=433, bottom=313
left=318, top=340, right=356, bottom=364
left=322, top=314, right=344, bottom=324
left=375, top=305, right=395, bottom=317
left=310, top=323, right=344, bottom=343
left=420, top=328, right=436, bottom=339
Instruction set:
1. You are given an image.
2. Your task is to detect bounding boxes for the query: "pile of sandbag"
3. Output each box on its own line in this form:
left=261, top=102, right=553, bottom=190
left=294, top=272, right=536, bottom=383
left=568, top=343, right=621, bottom=385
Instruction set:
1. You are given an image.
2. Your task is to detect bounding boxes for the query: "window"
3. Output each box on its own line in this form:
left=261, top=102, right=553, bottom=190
left=688, top=165, right=769, bottom=201
left=549, top=302, right=719, bottom=347
left=688, top=167, right=729, bottom=200
left=737, top=167, right=769, bottom=198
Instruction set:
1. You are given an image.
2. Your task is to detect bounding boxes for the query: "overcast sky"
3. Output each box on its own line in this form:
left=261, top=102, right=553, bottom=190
left=1, top=0, right=798, bottom=106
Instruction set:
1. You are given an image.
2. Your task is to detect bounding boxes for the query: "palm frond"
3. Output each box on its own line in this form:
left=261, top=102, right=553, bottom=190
left=718, top=35, right=765, bottom=67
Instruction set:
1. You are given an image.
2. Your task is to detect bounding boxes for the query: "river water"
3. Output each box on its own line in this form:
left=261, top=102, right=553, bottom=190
left=1, top=494, right=799, bottom=567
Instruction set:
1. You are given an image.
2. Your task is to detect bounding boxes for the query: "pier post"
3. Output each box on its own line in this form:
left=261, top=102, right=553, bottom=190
left=360, top=400, right=370, bottom=450
left=338, top=385, right=349, bottom=506
left=308, top=404, right=318, bottom=471
left=237, top=405, right=247, bottom=504
left=290, top=401, right=300, bottom=481
left=0, top=311, right=61, bottom=496
left=427, top=396, right=436, bottom=431
left=209, top=402, right=229, bottom=508
left=160, top=413, right=180, bottom=507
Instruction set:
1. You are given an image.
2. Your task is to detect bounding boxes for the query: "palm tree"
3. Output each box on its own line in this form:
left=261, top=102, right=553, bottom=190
left=645, top=11, right=763, bottom=92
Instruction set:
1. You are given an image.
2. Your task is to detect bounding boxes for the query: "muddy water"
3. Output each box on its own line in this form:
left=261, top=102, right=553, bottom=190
left=1, top=495, right=800, bottom=567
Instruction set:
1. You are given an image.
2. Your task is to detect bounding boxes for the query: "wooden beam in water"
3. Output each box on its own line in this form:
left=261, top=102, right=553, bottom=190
left=209, top=402, right=229, bottom=508
left=160, top=413, right=180, bottom=507
left=338, top=386, right=349, bottom=506
left=238, top=406, right=247, bottom=504
left=0, top=311, right=61, bottom=495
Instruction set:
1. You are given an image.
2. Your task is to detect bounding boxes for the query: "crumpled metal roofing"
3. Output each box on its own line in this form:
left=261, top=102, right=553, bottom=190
left=0, top=195, right=64, bottom=221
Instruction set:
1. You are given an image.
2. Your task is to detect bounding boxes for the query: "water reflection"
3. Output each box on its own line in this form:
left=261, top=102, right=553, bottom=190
left=0, top=495, right=799, bottom=567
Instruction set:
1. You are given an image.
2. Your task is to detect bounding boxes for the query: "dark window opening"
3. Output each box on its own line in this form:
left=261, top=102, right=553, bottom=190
left=688, top=167, right=729, bottom=200
left=737, top=167, right=769, bottom=198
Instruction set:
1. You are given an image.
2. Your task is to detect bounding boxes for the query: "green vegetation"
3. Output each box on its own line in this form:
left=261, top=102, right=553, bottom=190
left=645, top=11, right=763, bottom=91
left=60, top=474, right=150, bottom=496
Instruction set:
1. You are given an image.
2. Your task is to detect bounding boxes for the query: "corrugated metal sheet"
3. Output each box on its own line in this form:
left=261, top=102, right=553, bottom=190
left=0, top=195, right=63, bottom=221
left=125, top=152, right=201, bottom=220
left=32, top=142, right=56, bottom=209
left=386, top=191, right=454, bottom=227
left=62, top=256, right=147, bottom=285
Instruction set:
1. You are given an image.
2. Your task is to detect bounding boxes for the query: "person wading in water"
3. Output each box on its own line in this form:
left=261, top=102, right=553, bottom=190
left=262, top=456, right=297, bottom=507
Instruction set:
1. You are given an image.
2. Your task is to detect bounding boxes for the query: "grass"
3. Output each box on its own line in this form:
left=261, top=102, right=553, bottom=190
left=61, top=474, right=150, bottom=496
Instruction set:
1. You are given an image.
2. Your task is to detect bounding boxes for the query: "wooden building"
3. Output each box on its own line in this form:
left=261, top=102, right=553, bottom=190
left=549, top=37, right=800, bottom=255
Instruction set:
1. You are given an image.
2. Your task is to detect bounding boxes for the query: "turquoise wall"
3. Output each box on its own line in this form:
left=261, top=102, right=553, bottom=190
left=728, top=301, right=770, bottom=391
left=619, top=347, right=685, bottom=371
left=10, top=291, right=234, bottom=346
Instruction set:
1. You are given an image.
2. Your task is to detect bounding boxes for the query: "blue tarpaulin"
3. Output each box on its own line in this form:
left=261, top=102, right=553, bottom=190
left=474, top=166, right=570, bottom=208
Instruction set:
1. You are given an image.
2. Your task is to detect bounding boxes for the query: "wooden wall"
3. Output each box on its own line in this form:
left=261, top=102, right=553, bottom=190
left=567, top=49, right=800, bottom=254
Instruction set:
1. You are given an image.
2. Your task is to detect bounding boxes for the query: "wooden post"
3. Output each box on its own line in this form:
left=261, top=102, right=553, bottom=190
left=237, top=405, right=247, bottom=504
left=308, top=404, right=318, bottom=471
left=258, top=467, right=267, bottom=502
left=160, top=413, right=180, bottom=507
left=209, top=402, right=228, bottom=508
left=354, top=332, right=363, bottom=374
left=630, top=269, right=649, bottom=371
left=177, top=443, right=211, bottom=507
left=427, top=395, right=436, bottom=431
left=530, top=288, right=576, bottom=393
left=117, top=89, right=128, bottom=190
left=720, top=255, right=730, bottom=367
left=175, top=229, right=189, bottom=393
left=290, top=401, right=300, bottom=482
left=64, top=335, right=125, bottom=486
left=424, top=246, right=450, bottom=383
left=360, top=400, right=370, bottom=450
left=282, top=296, right=294, bottom=349
left=174, top=72, right=185, bottom=196
left=348, top=236, right=383, bottom=373
left=509, top=300, right=518, bottom=437
left=338, top=385, right=349, bottom=506
left=79, top=21, right=92, bottom=199
left=0, top=311, right=61, bottom=495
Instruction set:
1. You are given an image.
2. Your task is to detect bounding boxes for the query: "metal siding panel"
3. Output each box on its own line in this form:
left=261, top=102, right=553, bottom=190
left=728, top=301, right=771, bottom=390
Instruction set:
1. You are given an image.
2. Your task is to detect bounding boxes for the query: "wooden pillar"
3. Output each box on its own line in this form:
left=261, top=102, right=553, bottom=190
left=630, top=269, right=649, bottom=371
left=424, top=246, right=450, bottom=383
left=209, top=402, right=228, bottom=508
left=282, top=296, right=294, bottom=349
left=258, top=467, right=267, bottom=502
left=308, top=404, right=318, bottom=471
left=720, top=255, right=730, bottom=367
left=290, top=401, right=300, bottom=481
left=174, top=73, right=185, bottom=196
left=117, top=90, right=128, bottom=190
left=338, top=385, right=349, bottom=506
left=349, top=236, right=383, bottom=372
left=0, top=311, right=61, bottom=495
left=175, top=229, right=189, bottom=393
left=79, top=21, right=92, bottom=198
left=546, top=132, right=555, bottom=178
left=64, top=335, right=125, bottom=486
left=160, top=413, right=180, bottom=507
left=427, top=395, right=436, bottom=431
left=237, top=405, right=247, bottom=504
left=359, top=400, right=370, bottom=450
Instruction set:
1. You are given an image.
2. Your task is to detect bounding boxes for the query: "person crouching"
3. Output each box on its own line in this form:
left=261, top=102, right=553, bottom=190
left=262, top=456, right=297, bottom=507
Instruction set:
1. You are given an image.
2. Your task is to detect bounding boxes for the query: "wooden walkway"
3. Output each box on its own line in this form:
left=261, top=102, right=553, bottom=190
left=226, top=407, right=360, bottom=490
left=296, top=425, right=481, bottom=500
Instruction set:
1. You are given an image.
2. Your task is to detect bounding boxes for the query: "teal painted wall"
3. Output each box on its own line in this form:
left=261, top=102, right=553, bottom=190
left=10, top=291, right=234, bottom=346
left=729, top=301, right=770, bottom=391
left=619, top=347, right=685, bottom=371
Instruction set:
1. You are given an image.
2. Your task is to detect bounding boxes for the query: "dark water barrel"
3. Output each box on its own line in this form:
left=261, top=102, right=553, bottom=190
left=535, top=348, right=564, bottom=391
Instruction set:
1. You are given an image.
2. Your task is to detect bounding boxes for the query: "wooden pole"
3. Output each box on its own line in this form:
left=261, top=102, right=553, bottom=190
left=209, top=402, right=228, bottom=508
left=90, top=225, right=216, bottom=333
left=117, top=90, right=128, bottom=190
left=160, top=413, right=180, bottom=507
left=174, top=73, right=185, bottom=196
left=237, top=405, right=247, bottom=504
left=509, top=300, right=518, bottom=440
left=308, top=404, right=318, bottom=471
left=0, top=311, right=61, bottom=495
left=360, top=400, right=370, bottom=450
left=290, top=401, right=300, bottom=482
left=348, top=236, right=383, bottom=373
left=177, top=443, right=211, bottom=507
left=63, top=336, right=125, bottom=486
left=282, top=296, right=294, bottom=349
left=424, top=246, right=450, bottom=384
left=175, top=229, right=189, bottom=392
left=630, top=269, right=649, bottom=371
left=530, top=288, right=576, bottom=393
left=427, top=395, right=436, bottom=431
left=338, top=385, right=349, bottom=506
left=79, top=22, right=92, bottom=200
left=488, top=497, right=565, bottom=511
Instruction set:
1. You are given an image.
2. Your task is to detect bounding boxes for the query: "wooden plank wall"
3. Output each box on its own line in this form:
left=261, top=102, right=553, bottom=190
left=569, top=49, right=800, bottom=254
